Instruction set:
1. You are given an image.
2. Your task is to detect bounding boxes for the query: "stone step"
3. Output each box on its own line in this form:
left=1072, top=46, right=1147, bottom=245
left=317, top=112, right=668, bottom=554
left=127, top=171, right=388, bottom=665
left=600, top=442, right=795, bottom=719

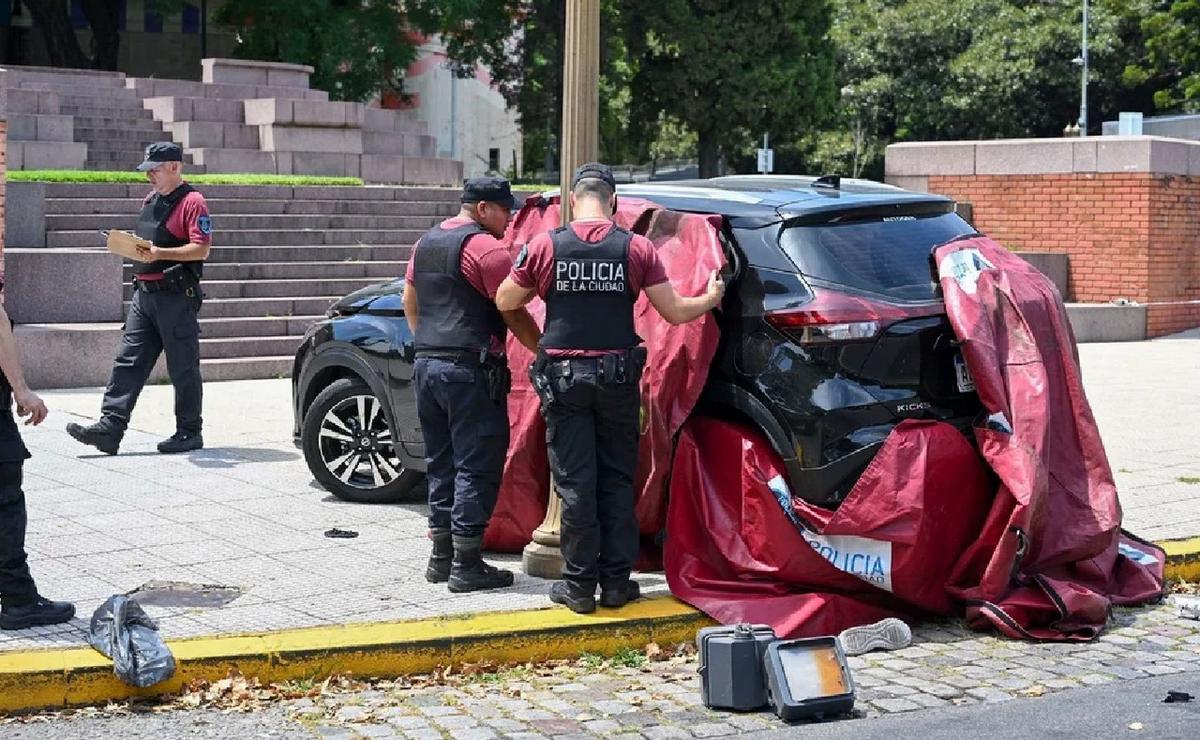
left=156, top=295, right=341, bottom=319
left=48, top=228, right=425, bottom=248
left=56, top=213, right=440, bottom=231
left=75, top=126, right=168, bottom=143
left=200, top=335, right=303, bottom=360
left=198, top=356, right=293, bottom=381
left=53, top=88, right=141, bottom=104
left=196, top=315, right=322, bottom=338
left=124, top=260, right=401, bottom=281
left=74, top=114, right=166, bottom=130
left=166, top=120, right=259, bottom=149
left=208, top=246, right=412, bottom=263
left=127, top=77, right=328, bottom=103
left=44, top=197, right=459, bottom=217
left=143, top=96, right=245, bottom=124
left=121, top=276, right=388, bottom=300
left=40, top=182, right=461, bottom=201
left=59, top=104, right=153, bottom=120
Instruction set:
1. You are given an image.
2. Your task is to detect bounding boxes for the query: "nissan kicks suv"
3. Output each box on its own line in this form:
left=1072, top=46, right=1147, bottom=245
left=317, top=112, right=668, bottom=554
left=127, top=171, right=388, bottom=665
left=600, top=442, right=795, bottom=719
left=292, top=175, right=982, bottom=506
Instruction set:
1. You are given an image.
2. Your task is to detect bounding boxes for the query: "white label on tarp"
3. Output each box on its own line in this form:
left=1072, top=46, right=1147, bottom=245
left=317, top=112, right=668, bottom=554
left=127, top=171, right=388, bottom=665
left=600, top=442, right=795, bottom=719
left=767, top=475, right=894, bottom=592
left=938, top=248, right=994, bottom=295
left=1118, top=542, right=1159, bottom=566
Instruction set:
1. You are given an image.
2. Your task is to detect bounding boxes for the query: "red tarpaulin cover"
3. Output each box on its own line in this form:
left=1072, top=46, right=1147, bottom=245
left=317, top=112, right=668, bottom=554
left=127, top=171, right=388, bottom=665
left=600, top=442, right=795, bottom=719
left=482, top=196, right=725, bottom=552
left=664, top=234, right=1164, bottom=641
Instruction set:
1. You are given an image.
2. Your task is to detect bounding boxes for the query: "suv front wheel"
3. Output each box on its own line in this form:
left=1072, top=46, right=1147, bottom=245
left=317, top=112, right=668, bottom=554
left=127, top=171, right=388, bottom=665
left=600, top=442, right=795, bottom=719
left=301, top=377, right=423, bottom=503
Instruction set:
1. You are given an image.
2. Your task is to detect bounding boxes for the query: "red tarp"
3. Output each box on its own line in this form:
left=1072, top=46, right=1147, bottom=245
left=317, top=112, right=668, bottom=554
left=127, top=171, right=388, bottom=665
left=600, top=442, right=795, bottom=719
left=664, top=234, right=1164, bottom=641
left=482, top=196, right=725, bottom=553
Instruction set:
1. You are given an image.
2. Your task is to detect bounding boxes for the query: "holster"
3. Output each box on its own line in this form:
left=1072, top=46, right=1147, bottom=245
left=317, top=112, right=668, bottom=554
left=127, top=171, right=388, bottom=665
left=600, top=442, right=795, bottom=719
left=529, top=351, right=556, bottom=407
left=163, top=263, right=202, bottom=299
left=481, top=355, right=511, bottom=403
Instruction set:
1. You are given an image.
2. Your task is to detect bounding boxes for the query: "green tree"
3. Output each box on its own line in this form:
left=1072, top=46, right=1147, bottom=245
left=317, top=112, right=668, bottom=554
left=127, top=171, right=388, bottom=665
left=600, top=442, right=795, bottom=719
left=213, top=0, right=420, bottom=102
left=630, top=0, right=836, bottom=177
left=1134, top=0, right=1200, bottom=111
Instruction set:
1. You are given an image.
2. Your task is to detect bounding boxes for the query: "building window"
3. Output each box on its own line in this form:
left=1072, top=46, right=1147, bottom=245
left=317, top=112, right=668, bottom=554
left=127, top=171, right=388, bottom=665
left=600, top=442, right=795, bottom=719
left=488, top=148, right=500, bottom=172
left=182, top=2, right=200, bottom=34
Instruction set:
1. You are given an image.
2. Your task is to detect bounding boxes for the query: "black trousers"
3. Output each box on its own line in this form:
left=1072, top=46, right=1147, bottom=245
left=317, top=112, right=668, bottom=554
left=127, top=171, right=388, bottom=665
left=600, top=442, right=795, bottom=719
left=541, top=362, right=641, bottom=594
left=414, top=357, right=509, bottom=538
left=0, top=461, right=36, bottom=607
left=100, top=284, right=203, bottom=436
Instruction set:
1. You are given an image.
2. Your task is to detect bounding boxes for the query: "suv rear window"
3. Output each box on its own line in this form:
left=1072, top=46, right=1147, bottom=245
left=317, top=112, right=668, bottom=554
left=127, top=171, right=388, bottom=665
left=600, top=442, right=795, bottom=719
left=780, top=211, right=974, bottom=301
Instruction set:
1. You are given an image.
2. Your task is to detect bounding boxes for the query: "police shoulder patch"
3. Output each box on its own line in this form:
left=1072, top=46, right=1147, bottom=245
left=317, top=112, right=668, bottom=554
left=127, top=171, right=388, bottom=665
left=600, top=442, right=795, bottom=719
left=514, top=243, right=529, bottom=268
left=197, top=214, right=213, bottom=235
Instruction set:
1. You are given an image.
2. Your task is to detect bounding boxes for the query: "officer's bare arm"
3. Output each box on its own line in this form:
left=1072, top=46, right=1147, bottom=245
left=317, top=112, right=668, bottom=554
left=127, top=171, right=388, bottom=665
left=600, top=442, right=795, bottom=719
left=644, top=270, right=725, bottom=325
left=495, top=277, right=535, bottom=312
left=0, top=303, right=48, bottom=425
left=501, top=308, right=540, bottom=352
left=403, top=282, right=419, bottom=334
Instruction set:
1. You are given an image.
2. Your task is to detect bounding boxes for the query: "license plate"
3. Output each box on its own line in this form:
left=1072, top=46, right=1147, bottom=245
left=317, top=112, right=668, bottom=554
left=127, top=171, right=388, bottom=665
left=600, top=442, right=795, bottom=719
left=954, top=353, right=976, bottom=393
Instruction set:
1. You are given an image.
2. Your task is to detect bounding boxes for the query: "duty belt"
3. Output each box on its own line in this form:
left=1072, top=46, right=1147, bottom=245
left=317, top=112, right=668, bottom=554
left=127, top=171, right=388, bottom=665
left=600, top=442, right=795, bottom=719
left=539, top=347, right=646, bottom=385
left=415, top=349, right=505, bottom=367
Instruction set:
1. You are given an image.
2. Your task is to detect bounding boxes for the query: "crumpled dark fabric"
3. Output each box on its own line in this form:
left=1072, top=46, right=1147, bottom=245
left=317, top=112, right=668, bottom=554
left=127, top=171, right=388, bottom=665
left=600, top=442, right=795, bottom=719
left=88, top=595, right=176, bottom=688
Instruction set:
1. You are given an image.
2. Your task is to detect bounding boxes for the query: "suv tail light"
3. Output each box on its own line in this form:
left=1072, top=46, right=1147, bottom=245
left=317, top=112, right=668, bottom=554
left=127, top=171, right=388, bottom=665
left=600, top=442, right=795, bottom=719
left=765, top=289, right=943, bottom=344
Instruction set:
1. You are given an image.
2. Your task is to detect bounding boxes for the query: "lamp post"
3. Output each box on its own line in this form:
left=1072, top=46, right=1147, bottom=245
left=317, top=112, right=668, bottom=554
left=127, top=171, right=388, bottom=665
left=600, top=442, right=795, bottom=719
left=1076, top=0, right=1089, bottom=137
left=521, top=0, right=600, bottom=578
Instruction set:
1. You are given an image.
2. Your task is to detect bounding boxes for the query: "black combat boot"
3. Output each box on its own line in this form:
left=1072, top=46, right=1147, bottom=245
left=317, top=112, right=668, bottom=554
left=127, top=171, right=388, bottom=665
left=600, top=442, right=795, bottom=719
left=65, top=422, right=121, bottom=455
left=0, top=596, right=76, bottom=631
left=549, top=581, right=596, bottom=614
left=158, top=431, right=203, bottom=454
left=600, top=579, right=641, bottom=609
left=447, top=535, right=514, bottom=593
left=425, top=528, right=453, bottom=583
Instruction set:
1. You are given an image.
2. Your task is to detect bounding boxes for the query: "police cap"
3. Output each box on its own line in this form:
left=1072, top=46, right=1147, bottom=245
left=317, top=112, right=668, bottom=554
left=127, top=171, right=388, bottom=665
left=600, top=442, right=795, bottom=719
left=136, top=141, right=184, bottom=171
left=461, top=176, right=515, bottom=210
left=571, top=162, right=616, bottom=189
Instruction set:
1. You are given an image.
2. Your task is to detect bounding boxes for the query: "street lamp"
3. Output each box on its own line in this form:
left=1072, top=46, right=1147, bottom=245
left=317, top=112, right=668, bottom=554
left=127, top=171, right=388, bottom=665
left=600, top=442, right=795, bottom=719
left=1072, top=0, right=1089, bottom=137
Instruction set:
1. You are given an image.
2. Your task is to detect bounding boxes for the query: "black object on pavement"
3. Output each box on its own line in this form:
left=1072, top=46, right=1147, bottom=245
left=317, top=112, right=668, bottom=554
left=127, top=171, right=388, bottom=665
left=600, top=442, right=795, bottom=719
left=698, top=623, right=777, bottom=711
left=324, top=527, right=359, bottom=538
left=1163, top=690, right=1194, bottom=703
left=87, top=595, right=176, bottom=688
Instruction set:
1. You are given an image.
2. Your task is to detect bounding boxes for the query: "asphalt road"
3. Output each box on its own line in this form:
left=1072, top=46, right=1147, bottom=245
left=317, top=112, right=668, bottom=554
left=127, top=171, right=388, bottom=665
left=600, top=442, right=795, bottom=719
left=752, top=673, right=1200, bottom=740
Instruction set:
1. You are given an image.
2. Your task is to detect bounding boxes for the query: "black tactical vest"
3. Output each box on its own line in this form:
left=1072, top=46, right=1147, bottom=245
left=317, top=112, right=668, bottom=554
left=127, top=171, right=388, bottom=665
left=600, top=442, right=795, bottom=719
left=540, top=224, right=640, bottom=350
left=134, top=182, right=203, bottom=278
left=411, top=222, right=506, bottom=354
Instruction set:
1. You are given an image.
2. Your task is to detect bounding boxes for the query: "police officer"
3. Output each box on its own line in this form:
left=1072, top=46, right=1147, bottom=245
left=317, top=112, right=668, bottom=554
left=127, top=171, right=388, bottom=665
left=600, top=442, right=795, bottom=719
left=0, top=292, right=75, bottom=630
left=67, top=142, right=212, bottom=456
left=405, top=176, right=540, bottom=592
left=496, top=163, right=724, bottom=613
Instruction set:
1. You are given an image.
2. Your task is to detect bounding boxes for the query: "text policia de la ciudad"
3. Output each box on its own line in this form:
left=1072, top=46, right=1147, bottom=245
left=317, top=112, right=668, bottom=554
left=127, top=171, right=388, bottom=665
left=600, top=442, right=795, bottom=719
left=556, top=259, right=626, bottom=293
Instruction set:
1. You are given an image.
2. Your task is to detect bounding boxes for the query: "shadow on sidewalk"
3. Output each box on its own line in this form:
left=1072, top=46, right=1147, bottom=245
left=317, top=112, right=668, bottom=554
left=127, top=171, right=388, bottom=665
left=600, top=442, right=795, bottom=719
left=77, top=447, right=300, bottom=467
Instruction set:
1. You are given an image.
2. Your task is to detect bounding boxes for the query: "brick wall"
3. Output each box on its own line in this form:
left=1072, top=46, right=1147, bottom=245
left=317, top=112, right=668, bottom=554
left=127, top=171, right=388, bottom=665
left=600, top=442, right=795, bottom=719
left=929, top=173, right=1200, bottom=337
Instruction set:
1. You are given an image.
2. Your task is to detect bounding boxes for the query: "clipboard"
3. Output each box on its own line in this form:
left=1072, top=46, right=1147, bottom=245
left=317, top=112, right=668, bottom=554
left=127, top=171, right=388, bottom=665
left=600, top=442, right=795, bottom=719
left=102, top=230, right=153, bottom=263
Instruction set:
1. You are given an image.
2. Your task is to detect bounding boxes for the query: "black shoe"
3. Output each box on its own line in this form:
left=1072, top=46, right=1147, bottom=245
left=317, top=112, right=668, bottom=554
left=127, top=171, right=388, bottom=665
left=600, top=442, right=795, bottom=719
left=425, top=529, right=453, bottom=584
left=66, top=422, right=120, bottom=455
left=549, top=581, right=596, bottom=614
left=600, top=579, right=641, bottom=609
left=158, top=431, right=203, bottom=454
left=446, top=535, right=515, bottom=593
left=0, top=596, right=76, bottom=631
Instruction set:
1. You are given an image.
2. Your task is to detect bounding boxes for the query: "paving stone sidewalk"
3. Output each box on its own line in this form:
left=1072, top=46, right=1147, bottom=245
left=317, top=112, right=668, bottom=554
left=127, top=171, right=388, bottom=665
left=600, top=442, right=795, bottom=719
left=269, top=601, right=1200, bottom=739
left=1, top=332, right=1197, bottom=653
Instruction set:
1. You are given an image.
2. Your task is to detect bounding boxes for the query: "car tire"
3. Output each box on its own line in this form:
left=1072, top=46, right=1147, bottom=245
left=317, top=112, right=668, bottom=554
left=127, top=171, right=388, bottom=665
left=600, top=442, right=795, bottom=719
left=301, top=377, right=423, bottom=504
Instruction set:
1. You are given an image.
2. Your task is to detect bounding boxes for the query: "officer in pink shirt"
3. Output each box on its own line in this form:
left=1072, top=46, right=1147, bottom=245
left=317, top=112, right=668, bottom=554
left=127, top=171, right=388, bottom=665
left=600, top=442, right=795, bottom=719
left=496, top=163, right=724, bottom=614
left=405, top=177, right=539, bottom=593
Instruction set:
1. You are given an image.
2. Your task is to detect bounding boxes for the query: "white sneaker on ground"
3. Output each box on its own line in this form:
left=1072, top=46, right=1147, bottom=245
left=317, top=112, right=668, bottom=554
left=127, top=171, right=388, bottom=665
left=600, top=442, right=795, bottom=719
left=837, top=617, right=913, bottom=656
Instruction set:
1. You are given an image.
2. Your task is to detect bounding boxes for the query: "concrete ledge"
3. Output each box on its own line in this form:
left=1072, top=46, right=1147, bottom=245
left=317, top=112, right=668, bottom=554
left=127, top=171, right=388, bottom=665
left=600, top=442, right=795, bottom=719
left=5, top=182, right=47, bottom=247
left=886, top=136, right=1200, bottom=177
left=0, top=596, right=710, bottom=714
left=15, top=324, right=122, bottom=389
left=4, top=249, right=124, bottom=323
left=5, top=113, right=73, bottom=143
left=202, top=57, right=313, bottom=88
left=1161, top=536, right=1200, bottom=583
left=7, top=140, right=87, bottom=170
left=1066, top=303, right=1147, bottom=343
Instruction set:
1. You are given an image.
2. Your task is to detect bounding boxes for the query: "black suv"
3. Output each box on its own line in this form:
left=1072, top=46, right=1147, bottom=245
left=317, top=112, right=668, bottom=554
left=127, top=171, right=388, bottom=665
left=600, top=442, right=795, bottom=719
left=292, top=175, right=982, bottom=506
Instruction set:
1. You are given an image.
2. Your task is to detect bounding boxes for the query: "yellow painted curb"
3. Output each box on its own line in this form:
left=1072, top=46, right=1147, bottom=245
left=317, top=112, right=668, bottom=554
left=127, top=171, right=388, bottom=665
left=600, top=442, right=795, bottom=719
left=1162, top=536, right=1200, bottom=583
left=2, top=533, right=1197, bottom=715
left=0, top=595, right=715, bottom=715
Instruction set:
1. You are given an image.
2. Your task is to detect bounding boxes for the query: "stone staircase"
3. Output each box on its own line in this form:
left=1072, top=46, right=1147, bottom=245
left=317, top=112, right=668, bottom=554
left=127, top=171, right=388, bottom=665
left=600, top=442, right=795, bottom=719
left=8, top=183, right=463, bottom=386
